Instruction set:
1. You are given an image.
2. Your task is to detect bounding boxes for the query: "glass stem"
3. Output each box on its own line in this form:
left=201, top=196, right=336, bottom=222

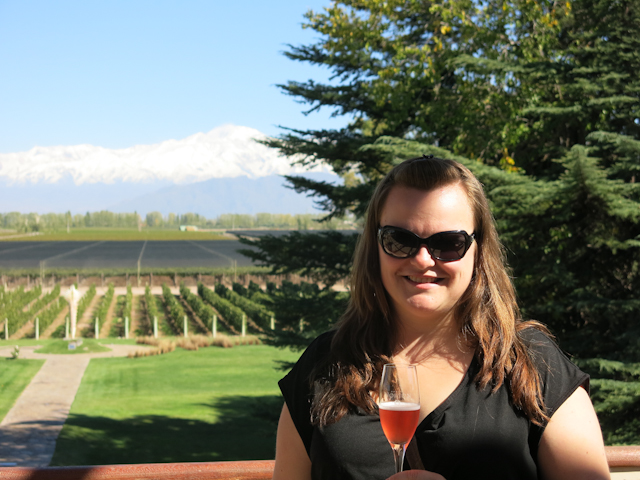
left=391, top=443, right=407, bottom=473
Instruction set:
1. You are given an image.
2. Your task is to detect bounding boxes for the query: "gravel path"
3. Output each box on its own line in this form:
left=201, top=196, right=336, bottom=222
left=0, top=343, right=152, bottom=467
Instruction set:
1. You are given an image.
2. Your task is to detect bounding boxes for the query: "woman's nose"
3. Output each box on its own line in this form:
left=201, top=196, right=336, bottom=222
left=410, top=245, right=436, bottom=267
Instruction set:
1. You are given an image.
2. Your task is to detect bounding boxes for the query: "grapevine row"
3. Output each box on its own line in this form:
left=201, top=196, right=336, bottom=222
left=27, top=285, right=61, bottom=316
left=1, top=286, right=45, bottom=336
left=198, top=283, right=246, bottom=332
left=144, top=285, right=159, bottom=322
left=180, top=283, right=229, bottom=334
left=76, top=284, right=97, bottom=321
left=34, top=296, right=67, bottom=334
left=123, top=284, right=133, bottom=322
left=215, top=283, right=273, bottom=330
left=161, top=284, right=185, bottom=335
left=93, top=283, right=115, bottom=328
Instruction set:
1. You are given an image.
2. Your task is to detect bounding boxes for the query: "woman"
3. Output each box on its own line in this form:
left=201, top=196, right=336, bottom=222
left=274, top=156, right=610, bottom=480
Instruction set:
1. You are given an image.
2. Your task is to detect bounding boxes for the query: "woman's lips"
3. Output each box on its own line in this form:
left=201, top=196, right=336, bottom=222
left=406, top=275, right=442, bottom=284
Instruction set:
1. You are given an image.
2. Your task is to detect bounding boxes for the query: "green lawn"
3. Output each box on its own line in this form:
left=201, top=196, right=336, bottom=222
left=50, top=344, right=300, bottom=466
left=0, top=358, right=45, bottom=421
left=35, top=339, right=112, bottom=354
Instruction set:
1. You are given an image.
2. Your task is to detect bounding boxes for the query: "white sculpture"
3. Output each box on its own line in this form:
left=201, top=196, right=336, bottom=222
left=64, top=285, right=80, bottom=339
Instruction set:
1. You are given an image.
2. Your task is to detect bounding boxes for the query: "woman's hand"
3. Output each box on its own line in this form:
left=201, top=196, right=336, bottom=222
left=387, top=470, right=446, bottom=480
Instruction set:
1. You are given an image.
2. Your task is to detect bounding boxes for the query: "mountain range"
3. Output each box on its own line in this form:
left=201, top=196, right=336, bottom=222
left=0, top=125, right=340, bottom=216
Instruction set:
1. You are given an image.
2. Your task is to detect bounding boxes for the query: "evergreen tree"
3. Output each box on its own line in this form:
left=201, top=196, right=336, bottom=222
left=251, top=0, right=640, bottom=361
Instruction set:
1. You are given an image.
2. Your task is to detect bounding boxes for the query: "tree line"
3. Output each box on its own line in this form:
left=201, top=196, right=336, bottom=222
left=0, top=210, right=355, bottom=232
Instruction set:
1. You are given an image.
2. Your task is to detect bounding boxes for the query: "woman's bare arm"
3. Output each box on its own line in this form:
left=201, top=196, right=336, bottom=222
left=273, top=403, right=312, bottom=480
left=537, top=386, right=610, bottom=480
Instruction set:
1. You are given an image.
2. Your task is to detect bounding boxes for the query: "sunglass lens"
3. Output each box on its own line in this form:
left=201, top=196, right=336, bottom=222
left=382, top=229, right=417, bottom=258
left=429, top=232, right=467, bottom=260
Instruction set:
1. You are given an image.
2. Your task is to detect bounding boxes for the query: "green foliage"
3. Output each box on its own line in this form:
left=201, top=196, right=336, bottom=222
left=237, top=231, right=359, bottom=287
left=161, top=284, right=186, bottom=335
left=1, top=286, right=44, bottom=336
left=33, top=296, right=66, bottom=334
left=233, top=281, right=274, bottom=309
left=198, top=283, right=246, bottom=333
left=576, top=358, right=640, bottom=383
left=123, top=285, right=133, bottom=323
left=28, top=284, right=61, bottom=316
left=263, top=281, right=349, bottom=351
left=144, top=285, right=159, bottom=326
left=213, top=284, right=274, bottom=331
left=591, top=378, right=640, bottom=445
left=77, top=284, right=97, bottom=323
left=177, top=283, right=212, bottom=335
left=0, top=210, right=354, bottom=233
left=180, top=284, right=215, bottom=331
left=93, top=284, right=115, bottom=332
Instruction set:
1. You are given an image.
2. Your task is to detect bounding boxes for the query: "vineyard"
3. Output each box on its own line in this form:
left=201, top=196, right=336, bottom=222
left=1, top=279, right=297, bottom=341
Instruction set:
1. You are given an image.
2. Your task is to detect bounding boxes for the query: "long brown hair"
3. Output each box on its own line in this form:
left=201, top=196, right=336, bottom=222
left=311, top=156, right=549, bottom=426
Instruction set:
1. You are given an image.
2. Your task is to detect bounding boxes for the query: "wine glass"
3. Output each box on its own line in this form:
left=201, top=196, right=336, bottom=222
left=379, top=363, right=421, bottom=474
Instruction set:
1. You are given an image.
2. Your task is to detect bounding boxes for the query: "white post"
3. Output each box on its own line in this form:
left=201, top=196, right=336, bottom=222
left=67, top=285, right=79, bottom=339
left=4, top=318, right=8, bottom=340
left=212, top=314, right=217, bottom=338
left=125, top=317, right=129, bottom=339
left=153, top=316, right=158, bottom=338
left=95, top=317, right=99, bottom=339
left=241, top=314, right=246, bottom=337
left=183, top=316, right=188, bottom=337
left=35, top=317, right=39, bottom=340
left=65, top=317, right=69, bottom=339
left=270, top=316, right=275, bottom=330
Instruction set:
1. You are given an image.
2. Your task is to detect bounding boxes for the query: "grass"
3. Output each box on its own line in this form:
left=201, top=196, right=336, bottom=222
left=0, top=228, right=229, bottom=242
left=50, top=343, right=300, bottom=465
left=0, top=358, right=45, bottom=420
left=34, top=339, right=113, bottom=354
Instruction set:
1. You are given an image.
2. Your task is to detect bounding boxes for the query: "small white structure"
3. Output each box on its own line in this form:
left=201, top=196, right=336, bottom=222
left=64, top=285, right=80, bottom=339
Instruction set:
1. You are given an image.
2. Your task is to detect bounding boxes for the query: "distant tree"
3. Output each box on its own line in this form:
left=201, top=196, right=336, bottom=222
left=146, top=211, right=164, bottom=228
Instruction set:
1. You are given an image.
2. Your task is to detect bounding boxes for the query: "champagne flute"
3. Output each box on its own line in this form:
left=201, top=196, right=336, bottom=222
left=379, top=363, right=420, bottom=474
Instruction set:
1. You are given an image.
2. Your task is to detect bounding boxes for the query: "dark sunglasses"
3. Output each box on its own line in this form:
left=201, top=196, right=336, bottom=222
left=378, top=226, right=476, bottom=261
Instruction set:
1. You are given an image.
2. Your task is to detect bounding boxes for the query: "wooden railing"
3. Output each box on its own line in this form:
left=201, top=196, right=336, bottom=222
left=1, top=447, right=639, bottom=479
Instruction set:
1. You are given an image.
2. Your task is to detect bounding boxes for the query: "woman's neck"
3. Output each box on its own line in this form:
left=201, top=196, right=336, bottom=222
left=392, top=313, right=472, bottom=366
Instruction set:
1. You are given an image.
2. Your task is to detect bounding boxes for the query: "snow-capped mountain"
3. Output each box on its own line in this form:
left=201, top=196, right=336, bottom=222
left=0, top=124, right=331, bottom=185
left=0, top=125, right=340, bottom=215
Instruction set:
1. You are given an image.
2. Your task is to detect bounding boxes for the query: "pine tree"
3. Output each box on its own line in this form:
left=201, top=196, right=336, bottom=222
left=251, top=0, right=640, bottom=361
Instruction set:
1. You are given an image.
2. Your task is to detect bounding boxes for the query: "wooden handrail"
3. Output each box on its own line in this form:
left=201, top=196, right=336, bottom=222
left=1, top=447, right=639, bottom=479
left=0, top=460, right=275, bottom=480
left=608, top=446, right=640, bottom=468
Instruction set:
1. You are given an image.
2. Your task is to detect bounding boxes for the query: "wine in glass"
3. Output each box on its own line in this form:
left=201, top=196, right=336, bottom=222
left=379, top=363, right=420, bottom=474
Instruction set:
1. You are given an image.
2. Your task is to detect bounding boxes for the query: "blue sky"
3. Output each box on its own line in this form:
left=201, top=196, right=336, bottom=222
left=0, top=0, right=346, bottom=153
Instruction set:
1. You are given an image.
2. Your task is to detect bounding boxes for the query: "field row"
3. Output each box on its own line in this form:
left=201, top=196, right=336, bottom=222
left=0, top=280, right=287, bottom=340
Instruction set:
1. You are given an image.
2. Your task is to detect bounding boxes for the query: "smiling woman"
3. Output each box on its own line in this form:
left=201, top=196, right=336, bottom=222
left=377, top=184, right=476, bottom=333
left=273, top=156, right=610, bottom=480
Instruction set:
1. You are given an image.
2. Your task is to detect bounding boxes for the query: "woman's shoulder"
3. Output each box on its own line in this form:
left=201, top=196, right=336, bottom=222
left=286, top=330, right=336, bottom=376
left=518, top=323, right=555, bottom=349
left=518, top=323, right=589, bottom=415
left=518, top=324, right=570, bottom=368
left=302, top=330, right=336, bottom=359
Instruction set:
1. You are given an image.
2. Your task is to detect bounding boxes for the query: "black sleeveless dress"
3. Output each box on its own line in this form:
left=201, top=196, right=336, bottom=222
left=279, top=328, right=588, bottom=480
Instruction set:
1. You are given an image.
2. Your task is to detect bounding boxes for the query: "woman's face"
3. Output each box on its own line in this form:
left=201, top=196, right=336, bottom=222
left=378, top=183, right=476, bottom=328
